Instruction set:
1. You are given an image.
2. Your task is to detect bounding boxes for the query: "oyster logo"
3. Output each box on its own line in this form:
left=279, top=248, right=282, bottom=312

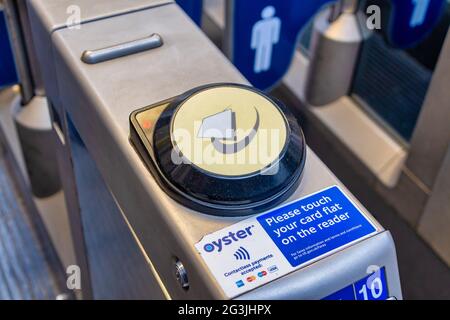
left=198, top=108, right=260, bottom=155
left=203, top=226, right=255, bottom=253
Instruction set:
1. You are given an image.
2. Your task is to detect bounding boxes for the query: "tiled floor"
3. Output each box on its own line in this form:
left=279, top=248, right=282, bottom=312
left=0, top=145, right=62, bottom=299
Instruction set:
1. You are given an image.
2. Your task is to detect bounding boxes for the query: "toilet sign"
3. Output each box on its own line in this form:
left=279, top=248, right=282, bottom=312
left=176, top=0, right=203, bottom=26
left=382, top=0, right=446, bottom=48
left=227, top=0, right=336, bottom=90
left=0, top=10, right=18, bottom=88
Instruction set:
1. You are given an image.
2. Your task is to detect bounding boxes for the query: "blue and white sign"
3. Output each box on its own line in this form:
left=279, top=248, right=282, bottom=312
left=0, top=10, right=18, bottom=88
left=257, top=185, right=377, bottom=267
left=196, top=185, right=378, bottom=298
left=382, top=0, right=446, bottom=48
left=176, top=0, right=203, bottom=26
left=229, top=0, right=336, bottom=90
left=323, top=266, right=389, bottom=300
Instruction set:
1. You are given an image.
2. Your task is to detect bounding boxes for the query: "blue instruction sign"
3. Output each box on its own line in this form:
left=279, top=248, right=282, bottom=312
left=196, top=185, right=379, bottom=298
left=257, top=186, right=377, bottom=267
left=229, top=0, right=336, bottom=90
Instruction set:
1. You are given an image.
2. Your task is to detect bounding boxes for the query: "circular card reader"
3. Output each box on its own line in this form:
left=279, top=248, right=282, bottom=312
left=130, top=83, right=306, bottom=216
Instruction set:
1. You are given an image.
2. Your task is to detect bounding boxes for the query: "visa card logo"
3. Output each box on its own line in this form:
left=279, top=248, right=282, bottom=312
left=268, top=265, right=278, bottom=273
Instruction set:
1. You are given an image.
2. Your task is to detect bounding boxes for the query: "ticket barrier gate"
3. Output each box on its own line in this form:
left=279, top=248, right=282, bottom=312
left=28, top=0, right=402, bottom=300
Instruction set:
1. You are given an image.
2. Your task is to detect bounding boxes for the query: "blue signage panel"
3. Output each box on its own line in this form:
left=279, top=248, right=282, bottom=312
left=354, top=266, right=389, bottom=300
left=176, top=0, right=203, bottom=26
left=323, top=267, right=389, bottom=300
left=323, top=285, right=356, bottom=300
left=384, top=0, right=446, bottom=48
left=230, top=0, right=335, bottom=90
left=0, top=10, right=18, bottom=88
left=257, top=186, right=377, bottom=267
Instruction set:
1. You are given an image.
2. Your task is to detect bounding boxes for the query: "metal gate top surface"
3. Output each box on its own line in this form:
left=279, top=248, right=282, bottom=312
left=29, top=2, right=396, bottom=299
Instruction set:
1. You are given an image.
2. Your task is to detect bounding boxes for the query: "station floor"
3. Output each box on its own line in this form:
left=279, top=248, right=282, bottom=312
left=0, top=141, right=64, bottom=299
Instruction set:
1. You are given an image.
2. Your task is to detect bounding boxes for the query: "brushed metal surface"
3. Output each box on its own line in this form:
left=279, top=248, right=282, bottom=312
left=27, top=0, right=173, bottom=299
left=68, top=118, right=166, bottom=299
left=305, top=7, right=363, bottom=106
left=81, top=33, right=163, bottom=64
left=50, top=4, right=387, bottom=299
left=27, top=0, right=172, bottom=120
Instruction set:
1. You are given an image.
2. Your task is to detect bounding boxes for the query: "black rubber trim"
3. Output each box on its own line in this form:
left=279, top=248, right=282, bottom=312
left=130, top=83, right=306, bottom=216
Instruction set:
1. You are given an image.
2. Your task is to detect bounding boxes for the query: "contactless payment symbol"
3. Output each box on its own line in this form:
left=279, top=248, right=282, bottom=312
left=233, top=246, right=251, bottom=261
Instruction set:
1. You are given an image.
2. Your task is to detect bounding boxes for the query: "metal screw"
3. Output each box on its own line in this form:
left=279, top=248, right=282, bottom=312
left=174, top=260, right=189, bottom=290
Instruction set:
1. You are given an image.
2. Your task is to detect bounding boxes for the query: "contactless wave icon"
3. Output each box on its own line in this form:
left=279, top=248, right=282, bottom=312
left=234, top=246, right=251, bottom=261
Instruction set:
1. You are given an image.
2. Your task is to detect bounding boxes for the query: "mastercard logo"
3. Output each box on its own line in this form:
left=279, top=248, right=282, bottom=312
left=246, top=276, right=256, bottom=283
left=258, top=271, right=267, bottom=277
